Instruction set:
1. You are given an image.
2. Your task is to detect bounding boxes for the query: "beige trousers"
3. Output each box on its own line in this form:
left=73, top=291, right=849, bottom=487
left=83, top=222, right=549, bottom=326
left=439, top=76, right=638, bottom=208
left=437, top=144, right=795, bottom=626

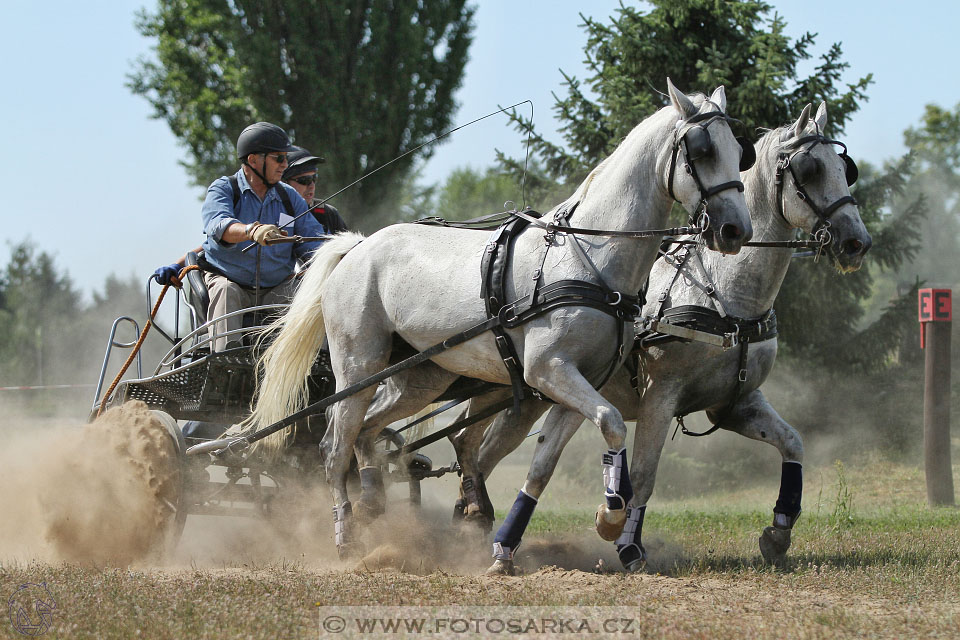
left=202, top=272, right=297, bottom=351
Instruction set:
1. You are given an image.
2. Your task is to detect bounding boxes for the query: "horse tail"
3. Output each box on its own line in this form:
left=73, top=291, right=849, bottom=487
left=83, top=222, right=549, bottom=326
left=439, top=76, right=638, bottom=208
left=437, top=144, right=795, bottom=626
left=244, top=232, right=365, bottom=452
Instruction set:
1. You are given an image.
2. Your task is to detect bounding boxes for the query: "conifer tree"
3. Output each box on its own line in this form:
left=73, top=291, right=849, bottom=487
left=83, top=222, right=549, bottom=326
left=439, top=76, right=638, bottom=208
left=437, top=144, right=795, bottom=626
left=499, top=0, right=922, bottom=370
left=129, top=0, right=474, bottom=230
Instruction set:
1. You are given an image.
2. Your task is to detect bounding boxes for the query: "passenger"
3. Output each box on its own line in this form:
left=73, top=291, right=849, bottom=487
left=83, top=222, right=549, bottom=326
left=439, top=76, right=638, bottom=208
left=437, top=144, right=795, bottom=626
left=154, top=122, right=327, bottom=351
left=282, top=145, right=349, bottom=234
left=153, top=145, right=345, bottom=287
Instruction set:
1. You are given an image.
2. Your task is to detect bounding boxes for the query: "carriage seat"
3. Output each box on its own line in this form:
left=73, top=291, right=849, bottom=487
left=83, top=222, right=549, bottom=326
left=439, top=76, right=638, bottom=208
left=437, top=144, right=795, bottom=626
left=184, top=251, right=211, bottom=325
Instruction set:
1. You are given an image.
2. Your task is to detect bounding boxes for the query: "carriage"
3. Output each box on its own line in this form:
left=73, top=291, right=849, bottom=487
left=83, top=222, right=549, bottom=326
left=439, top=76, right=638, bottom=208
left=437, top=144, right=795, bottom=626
left=90, top=252, right=446, bottom=550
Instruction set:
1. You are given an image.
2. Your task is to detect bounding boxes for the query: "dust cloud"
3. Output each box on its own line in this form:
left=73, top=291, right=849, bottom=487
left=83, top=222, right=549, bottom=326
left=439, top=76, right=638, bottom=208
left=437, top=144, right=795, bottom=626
left=0, top=400, right=179, bottom=566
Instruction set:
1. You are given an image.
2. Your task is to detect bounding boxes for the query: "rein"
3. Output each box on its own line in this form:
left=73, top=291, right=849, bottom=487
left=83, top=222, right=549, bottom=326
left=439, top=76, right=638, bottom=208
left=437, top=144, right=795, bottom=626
left=667, top=111, right=747, bottom=211
left=775, top=133, right=857, bottom=260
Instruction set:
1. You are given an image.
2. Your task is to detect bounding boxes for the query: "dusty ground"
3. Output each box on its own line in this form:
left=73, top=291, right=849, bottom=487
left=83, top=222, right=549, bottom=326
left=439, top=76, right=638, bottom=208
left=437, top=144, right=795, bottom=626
left=1, top=407, right=959, bottom=638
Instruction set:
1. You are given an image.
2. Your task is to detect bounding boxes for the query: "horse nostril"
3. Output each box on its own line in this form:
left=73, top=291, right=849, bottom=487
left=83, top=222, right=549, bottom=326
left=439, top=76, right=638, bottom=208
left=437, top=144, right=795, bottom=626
left=843, top=238, right=864, bottom=256
left=720, top=223, right=742, bottom=241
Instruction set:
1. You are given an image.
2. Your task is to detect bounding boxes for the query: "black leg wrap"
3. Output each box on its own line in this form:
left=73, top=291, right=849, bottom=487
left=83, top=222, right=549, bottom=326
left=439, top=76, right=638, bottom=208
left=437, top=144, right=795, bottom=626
left=359, top=466, right=385, bottom=495
left=492, top=490, right=537, bottom=560
left=773, top=461, right=802, bottom=527
left=452, top=497, right=466, bottom=521
left=615, top=506, right=647, bottom=570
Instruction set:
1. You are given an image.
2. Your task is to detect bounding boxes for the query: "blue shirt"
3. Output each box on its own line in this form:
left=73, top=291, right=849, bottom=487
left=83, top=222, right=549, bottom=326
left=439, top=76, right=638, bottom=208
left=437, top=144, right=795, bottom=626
left=201, top=168, right=326, bottom=288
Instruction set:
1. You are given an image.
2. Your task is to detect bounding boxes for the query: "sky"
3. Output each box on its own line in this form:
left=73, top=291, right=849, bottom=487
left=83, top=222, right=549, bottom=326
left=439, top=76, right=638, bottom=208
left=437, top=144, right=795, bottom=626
left=1, top=1, right=958, bottom=300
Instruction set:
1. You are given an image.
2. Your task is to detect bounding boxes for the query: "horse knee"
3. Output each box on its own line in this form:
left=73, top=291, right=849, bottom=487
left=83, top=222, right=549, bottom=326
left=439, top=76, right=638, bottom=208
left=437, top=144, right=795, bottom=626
left=780, top=428, right=804, bottom=462
left=596, top=405, right=627, bottom=448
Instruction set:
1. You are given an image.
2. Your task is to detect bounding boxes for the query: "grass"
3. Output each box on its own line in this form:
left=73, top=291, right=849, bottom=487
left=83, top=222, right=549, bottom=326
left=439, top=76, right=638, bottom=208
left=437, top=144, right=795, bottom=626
left=2, top=459, right=959, bottom=639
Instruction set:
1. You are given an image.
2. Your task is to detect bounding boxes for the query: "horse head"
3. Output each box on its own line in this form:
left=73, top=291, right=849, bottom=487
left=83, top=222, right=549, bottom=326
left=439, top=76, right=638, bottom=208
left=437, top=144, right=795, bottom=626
left=769, top=102, right=872, bottom=272
left=666, top=78, right=754, bottom=254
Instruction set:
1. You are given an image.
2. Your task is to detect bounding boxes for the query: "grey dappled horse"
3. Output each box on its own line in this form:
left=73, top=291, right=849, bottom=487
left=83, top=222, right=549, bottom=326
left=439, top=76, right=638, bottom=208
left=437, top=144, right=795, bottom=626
left=449, top=102, right=871, bottom=575
left=244, top=79, right=754, bottom=558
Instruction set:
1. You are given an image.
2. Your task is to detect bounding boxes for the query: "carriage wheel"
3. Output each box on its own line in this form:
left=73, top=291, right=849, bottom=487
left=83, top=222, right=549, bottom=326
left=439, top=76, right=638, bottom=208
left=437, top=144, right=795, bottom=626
left=150, top=410, right=189, bottom=555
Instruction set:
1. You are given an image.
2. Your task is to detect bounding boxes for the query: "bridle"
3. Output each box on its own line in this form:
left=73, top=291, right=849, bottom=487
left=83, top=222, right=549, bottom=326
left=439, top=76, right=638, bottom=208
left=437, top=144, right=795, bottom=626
left=667, top=110, right=757, bottom=231
left=775, top=134, right=859, bottom=241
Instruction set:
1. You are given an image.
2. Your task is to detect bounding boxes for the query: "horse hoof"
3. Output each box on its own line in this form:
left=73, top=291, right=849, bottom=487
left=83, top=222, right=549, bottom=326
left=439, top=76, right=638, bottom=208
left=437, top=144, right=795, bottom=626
left=759, top=526, right=791, bottom=563
left=485, top=559, right=516, bottom=576
left=353, top=498, right=385, bottom=524
left=464, top=505, right=495, bottom=534
left=595, top=505, right=627, bottom=541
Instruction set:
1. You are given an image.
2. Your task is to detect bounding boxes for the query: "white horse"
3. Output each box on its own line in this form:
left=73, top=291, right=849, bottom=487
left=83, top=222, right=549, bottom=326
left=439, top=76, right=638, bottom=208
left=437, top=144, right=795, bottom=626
left=449, top=102, right=871, bottom=574
left=244, top=79, right=754, bottom=557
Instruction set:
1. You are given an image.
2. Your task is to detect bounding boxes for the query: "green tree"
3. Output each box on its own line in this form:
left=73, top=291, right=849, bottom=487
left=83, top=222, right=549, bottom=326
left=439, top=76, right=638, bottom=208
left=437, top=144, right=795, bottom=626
left=129, top=0, right=474, bottom=230
left=501, top=0, right=871, bottom=184
left=0, top=242, right=82, bottom=386
left=900, top=103, right=960, bottom=283
left=496, top=0, right=924, bottom=371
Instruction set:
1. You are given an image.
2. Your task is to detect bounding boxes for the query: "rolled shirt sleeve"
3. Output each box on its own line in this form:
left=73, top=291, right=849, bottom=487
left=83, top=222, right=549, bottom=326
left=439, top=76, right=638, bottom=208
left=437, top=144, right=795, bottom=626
left=200, top=170, right=328, bottom=288
left=201, top=178, right=241, bottom=246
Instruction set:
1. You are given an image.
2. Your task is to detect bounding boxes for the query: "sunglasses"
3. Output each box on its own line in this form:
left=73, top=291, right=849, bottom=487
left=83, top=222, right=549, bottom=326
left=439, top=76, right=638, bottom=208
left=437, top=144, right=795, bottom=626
left=264, top=153, right=288, bottom=164
left=292, top=175, right=317, bottom=186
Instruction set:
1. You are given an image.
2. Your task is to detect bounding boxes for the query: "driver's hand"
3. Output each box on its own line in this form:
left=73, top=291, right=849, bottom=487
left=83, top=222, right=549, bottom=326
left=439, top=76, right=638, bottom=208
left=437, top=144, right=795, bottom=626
left=250, top=223, right=288, bottom=246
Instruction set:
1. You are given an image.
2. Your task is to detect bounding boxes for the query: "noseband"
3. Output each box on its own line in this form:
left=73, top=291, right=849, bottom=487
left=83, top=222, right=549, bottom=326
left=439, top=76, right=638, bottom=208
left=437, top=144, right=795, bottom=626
left=775, top=134, right=858, bottom=235
left=667, top=111, right=752, bottom=227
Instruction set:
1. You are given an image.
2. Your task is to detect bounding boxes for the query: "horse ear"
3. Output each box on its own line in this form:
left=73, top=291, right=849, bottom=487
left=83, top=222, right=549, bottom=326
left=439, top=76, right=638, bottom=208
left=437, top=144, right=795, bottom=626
left=781, top=103, right=812, bottom=141
left=707, top=85, right=727, bottom=113
left=814, top=101, right=828, bottom=133
left=667, top=77, right=697, bottom=120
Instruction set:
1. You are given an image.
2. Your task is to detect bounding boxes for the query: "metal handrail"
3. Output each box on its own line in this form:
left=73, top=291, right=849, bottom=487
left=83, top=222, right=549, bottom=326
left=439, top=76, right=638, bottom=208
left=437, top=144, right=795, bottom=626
left=154, top=303, right=290, bottom=374
left=91, top=316, right=143, bottom=409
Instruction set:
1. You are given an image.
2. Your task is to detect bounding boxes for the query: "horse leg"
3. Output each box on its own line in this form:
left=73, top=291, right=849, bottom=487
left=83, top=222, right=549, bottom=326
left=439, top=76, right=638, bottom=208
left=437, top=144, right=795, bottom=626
left=448, top=389, right=517, bottom=531
left=477, top=395, right=551, bottom=479
left=351, top=363, right=458, bottom=521
left=525, top=361, right=633, bottom=541
left=707, top=389, right=804, bottom=563
left=324, top=385, right=380, bottom=559
left=616, top=392, right=676, bottom=571
left=487, top=406, right=585, bottom=575
left=322, top=329, right=395, bottom=559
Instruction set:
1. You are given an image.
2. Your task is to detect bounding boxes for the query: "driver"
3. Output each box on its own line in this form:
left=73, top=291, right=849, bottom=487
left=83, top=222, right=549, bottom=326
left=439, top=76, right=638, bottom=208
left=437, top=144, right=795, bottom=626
left=156, top=122, right=327, bottom=351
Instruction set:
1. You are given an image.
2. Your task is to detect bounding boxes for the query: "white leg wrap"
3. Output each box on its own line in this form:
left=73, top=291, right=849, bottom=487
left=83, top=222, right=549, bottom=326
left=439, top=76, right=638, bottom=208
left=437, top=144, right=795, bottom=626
left=615, top=505, right=644, bottom=547
left=492, top=541, right=515, bottom=561
left=602, top=448, right=631, bottom=510
left=773, top=512, right=797, bottom=529
left=333, top=502, right=352, bottom=546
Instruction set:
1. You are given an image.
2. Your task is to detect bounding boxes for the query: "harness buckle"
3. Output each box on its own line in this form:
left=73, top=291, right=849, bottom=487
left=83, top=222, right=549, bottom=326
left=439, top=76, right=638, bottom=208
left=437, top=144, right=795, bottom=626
left=608, top=291, right=623, bottom=306
left=705, top=284, right=716, bottom=296
left=658, top=291, right=668, bottom=303
left=532, top=268, right=542, bottom=281
left=738, top=369, right=748, bottom=383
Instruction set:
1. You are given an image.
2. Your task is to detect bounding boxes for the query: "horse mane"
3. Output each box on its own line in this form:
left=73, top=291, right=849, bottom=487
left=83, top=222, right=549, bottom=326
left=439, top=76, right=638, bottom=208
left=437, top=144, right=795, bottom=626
left=550, top=93, right=714, bottom=217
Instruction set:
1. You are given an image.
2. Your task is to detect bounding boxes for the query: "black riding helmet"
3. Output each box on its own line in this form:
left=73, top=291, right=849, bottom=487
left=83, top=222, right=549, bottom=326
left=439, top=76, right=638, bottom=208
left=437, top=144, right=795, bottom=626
left=236, top=122, right=297, bottom=160
left=236, top=122, right=296, bottom=187
left=282, top=145, right=326, bottom=181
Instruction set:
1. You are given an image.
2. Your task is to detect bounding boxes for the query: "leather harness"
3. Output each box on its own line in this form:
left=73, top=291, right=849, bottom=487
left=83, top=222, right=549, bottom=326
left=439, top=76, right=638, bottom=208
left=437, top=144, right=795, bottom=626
left=632, top=244, right=779, bottom=437
left=477, top=212, right=642, bottom=409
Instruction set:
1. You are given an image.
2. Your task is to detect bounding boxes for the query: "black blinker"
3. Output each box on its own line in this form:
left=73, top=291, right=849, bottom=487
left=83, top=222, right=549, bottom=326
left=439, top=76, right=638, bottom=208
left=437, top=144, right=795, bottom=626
left=843, top=154, right=859, bottom=186
left=737, top=136, right=756, bottom=171
left=790, top=152, right=819, bottom=187
left=684, top=126, right=712, bottom=162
